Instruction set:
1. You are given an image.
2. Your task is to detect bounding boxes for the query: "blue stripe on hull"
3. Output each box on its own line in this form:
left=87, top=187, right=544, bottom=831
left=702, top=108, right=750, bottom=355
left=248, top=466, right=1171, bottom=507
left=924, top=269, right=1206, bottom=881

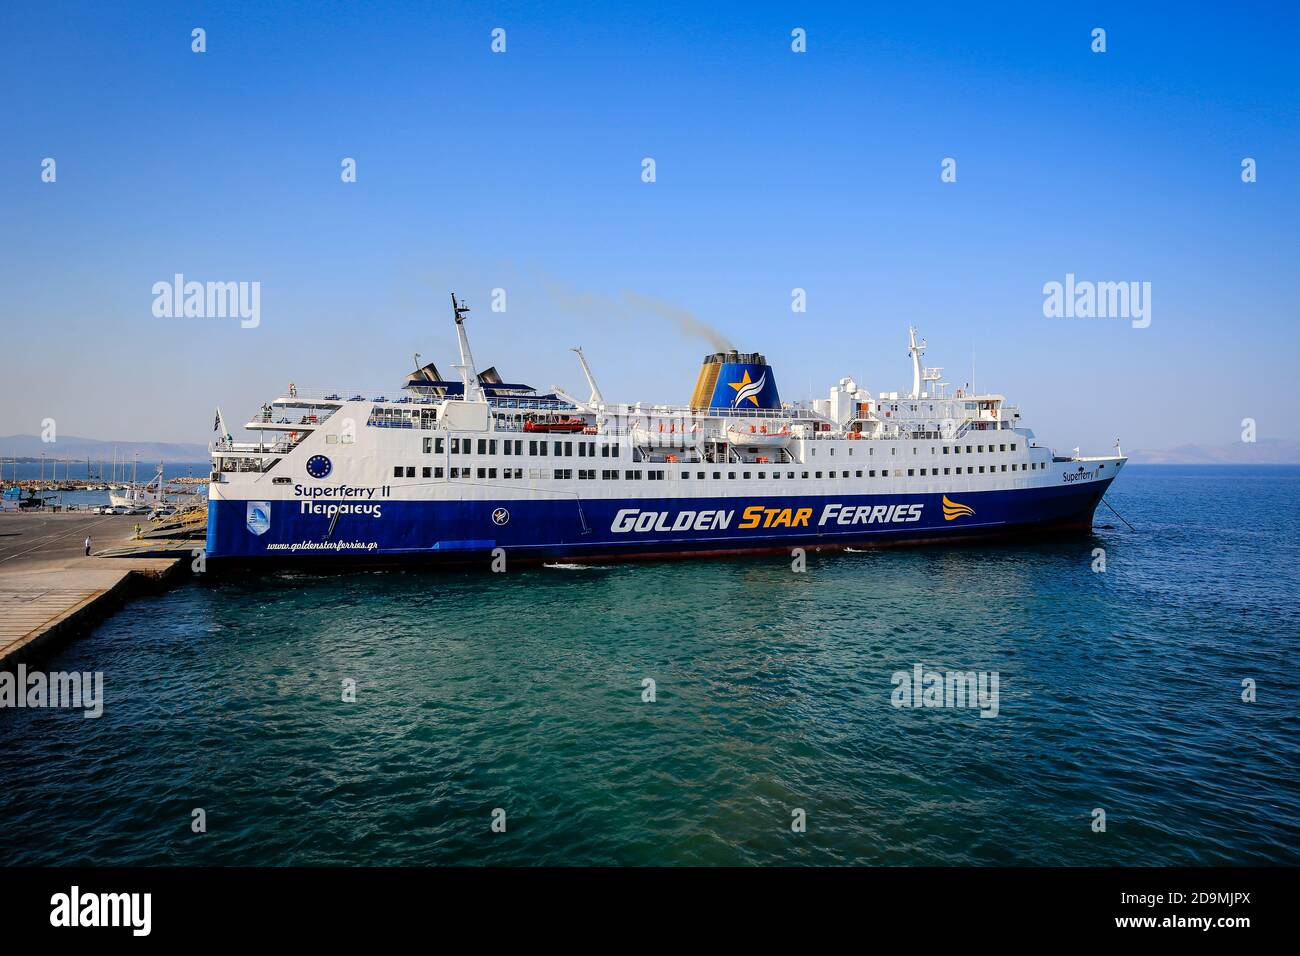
left=206, top=481, right=1114, bottom=564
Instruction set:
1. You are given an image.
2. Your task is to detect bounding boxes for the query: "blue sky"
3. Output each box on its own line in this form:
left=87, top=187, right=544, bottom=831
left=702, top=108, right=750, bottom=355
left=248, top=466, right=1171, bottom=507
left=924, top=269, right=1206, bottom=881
left=1, top=1, right=1296, bottom=452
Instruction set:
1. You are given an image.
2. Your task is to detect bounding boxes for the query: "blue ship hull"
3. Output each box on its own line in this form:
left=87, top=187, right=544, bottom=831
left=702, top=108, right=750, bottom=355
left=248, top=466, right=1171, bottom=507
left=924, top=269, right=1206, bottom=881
left=206, top=479, right=1114, bottom=566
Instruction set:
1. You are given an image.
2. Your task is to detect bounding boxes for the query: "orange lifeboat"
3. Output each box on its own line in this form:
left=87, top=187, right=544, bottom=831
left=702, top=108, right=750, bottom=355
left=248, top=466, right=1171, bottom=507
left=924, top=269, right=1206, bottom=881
left=524, top=418, right=588, bottom=434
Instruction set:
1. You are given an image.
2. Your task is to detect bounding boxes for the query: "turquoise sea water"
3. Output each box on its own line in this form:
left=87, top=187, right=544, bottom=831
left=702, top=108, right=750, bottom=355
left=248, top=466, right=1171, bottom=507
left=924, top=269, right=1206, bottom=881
left=1, top=465, right=1297, bottom=865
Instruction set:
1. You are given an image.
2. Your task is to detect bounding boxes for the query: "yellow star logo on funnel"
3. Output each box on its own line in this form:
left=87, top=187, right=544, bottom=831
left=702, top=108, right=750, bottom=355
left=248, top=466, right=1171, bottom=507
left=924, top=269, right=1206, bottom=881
left=728, top=370, right=764, bottom=407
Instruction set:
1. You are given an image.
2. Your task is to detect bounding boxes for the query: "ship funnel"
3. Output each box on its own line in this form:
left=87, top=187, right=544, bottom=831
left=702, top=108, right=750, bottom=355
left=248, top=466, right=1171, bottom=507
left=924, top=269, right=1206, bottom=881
left=689, top=351, right=781, bottom=410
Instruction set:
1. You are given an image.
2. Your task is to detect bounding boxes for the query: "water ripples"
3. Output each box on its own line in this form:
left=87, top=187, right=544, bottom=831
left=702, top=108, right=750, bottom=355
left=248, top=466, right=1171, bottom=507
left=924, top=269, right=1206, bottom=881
left=1, top=466, right=1297, bottom=865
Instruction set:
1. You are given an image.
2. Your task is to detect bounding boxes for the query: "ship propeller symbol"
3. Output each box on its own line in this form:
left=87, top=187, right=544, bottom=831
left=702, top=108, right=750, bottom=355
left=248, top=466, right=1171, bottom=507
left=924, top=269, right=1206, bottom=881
left=942, top=495, right=975, bottom=521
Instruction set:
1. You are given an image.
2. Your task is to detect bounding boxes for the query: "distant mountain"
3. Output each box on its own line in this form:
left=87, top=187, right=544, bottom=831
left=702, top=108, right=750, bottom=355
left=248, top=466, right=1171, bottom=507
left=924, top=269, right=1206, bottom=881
left=1128, top=439, right=1300, bottom=465
left=0, top=434, right=209, bottom=462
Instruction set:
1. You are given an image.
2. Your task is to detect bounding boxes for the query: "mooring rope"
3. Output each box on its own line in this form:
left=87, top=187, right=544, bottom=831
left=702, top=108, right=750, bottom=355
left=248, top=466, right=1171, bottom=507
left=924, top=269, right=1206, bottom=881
left=1100, top=496, right=1137, bottom=532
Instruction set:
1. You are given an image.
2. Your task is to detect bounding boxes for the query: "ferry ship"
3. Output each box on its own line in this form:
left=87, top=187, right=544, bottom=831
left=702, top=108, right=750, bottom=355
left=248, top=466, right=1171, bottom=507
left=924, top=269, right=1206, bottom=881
left=206, top=295, right=1126, bottom=564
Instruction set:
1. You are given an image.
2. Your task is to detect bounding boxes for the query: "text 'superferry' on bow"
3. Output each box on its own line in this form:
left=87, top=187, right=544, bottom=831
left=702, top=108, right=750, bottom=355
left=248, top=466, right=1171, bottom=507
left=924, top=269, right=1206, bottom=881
left=206, top=295, right=1126, bottom=565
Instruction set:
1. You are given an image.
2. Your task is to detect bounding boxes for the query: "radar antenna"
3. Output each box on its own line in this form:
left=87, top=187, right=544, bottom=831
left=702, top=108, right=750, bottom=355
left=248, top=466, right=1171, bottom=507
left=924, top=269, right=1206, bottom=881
left=452, top=293, right=471, bottom=325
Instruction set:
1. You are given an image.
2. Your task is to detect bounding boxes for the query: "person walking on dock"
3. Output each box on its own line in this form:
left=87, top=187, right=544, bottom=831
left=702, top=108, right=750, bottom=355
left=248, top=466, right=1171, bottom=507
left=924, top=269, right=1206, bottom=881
left=84, top=535, right=91, bottom=556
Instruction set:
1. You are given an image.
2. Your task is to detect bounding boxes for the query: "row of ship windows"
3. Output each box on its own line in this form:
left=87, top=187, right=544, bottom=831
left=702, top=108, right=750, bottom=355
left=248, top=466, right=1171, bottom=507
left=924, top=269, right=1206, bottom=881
left=884, top=403, right=985, bottom=412
left=427, top=438, right=611, bottom=457
left=391, top=462, right=1048, bottom=480
left=419, top=437, right=1023, bottom=457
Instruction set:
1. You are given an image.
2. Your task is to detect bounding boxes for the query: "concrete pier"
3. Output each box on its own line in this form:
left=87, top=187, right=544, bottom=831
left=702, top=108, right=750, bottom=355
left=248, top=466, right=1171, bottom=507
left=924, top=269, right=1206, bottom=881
left=0, top=513, right=188, bottom=667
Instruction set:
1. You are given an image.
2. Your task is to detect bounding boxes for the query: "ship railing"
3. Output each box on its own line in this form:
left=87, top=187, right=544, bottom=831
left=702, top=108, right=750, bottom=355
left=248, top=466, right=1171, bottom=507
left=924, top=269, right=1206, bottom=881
left=605, top=403, right=825, bottom=421
left=489, top=397, right=578, bottom=411
left=599, top=424, right=720, bottom=439
left=216, top=456, right=280, bottom=473
left=953, top=419, right=996, bottom=438
left=213, top=438, right=298, bottom=455
left=266, top=385, right=392, bottom=403
left=248, top=412, right=334, bottom=427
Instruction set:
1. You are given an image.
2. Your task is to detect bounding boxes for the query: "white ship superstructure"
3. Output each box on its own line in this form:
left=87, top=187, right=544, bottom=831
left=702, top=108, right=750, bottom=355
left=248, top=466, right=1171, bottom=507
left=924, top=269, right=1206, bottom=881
left=207, top=296, right=1125, bottom=563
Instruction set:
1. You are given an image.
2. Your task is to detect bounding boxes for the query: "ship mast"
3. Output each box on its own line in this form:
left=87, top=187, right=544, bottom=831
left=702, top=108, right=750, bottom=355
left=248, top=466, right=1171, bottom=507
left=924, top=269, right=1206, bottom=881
left=571, top=347, right=605, bottom=406
left=450, top=293, right=483, bottom=403
left=907, top=326, right=927, bottom=399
